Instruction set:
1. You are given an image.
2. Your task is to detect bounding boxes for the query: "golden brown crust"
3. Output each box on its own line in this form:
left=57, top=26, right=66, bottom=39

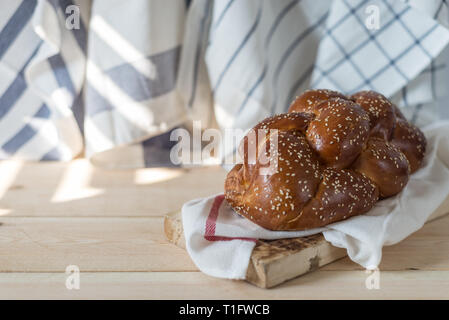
left=293, top=169, right=379, bottom=230
left=227, top=130, right=322, bottom=230
left=304, top=98, right=370, bottom=169
left=390, top=118, right=426, bottom=173
left=225, top=89, right=427, bottom=231
left=288, top=89, right=347, bottom=114
left=350, top=91, right=396, bottom=140
left=352, top=138, right=410, bottom=197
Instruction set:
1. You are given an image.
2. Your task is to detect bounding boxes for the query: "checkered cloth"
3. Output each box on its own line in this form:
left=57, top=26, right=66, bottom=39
left=0, top=0, right=448, bottom=166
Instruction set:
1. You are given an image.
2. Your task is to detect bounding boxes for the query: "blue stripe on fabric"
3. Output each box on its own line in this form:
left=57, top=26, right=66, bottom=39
left=142, top=128, right=180, bottom=168
left=106, top=45, right=181, bottom=102
left=381, top=0, right=432, bottom=59
left=212, top=0, right=235, bottom=30
left=236, top=0, right=302, bottom=115
left=85, top=84, right=113, bottom=116
left=285, top=64, right=315, bottom=110
left=352, top=24, right=439, bottom=92
left=41, top=146, right=63, bottom=161
left=339, top=0, right=408, bottom=82
left=2, top=125, right=36, bottom=154
left=1, top=104, right=50, bottom=155
left=58, top=0, right=88, bottom=54
left=48, top=54, right=76, bottom=95
left=273, top=12, right=329, bottom=90
left=0, top=77, right=27, bottom=120
left=188, top=0, right=212, bottom=108
left=434, top=0, right=446, bottom=19
left=325, top=0, right=367, bottom=37
left=0, top=0, right=37, bottom=59
left=47, top=0, right=59, bottom=9
left=422, top=63, right=446, bottom=73
left=0, top=41, right=42, bottom=119
left=35, top=104, right=51, bottom=118
left=312, top=6, right=410, bottom=87
left=430, top=2, right=445, bottom=102
left=411, top=103, right=423, bottom=124
left=236, top=66, right=267, bottom=114
left=324, top=0, right=409, bottom=86
left=333, top=0, right=409, bottom=83
left=326, top=29, right=373, bottom=86
left=429, top=61, right=437, bottom=99
left=402, top=86, right=408, bottom=106
left=270, top=12, right=329, bottom=113
left=71, top=89, right=84, bottom=134
left=314, top=65, right=346, bottom=92
left=212, top=7, right=262, bottom=94
left=48, top=53, right=84, bottom=133
left=265, top=0, right=301, bottom=47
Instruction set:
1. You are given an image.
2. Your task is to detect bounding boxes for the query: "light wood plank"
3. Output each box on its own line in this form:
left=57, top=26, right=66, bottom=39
left=0, top=160, right=227, bottom=217
left=1, top=213, right=448, bottom=274
left=165, top=212, right=347, bottom=288
left=164, top=199, right=449, bottom=287
left=0, top=217, right=197, bottom=272
left=1, top=158, right=448, bottom=296
left=1, top=270, right=448, bottom=299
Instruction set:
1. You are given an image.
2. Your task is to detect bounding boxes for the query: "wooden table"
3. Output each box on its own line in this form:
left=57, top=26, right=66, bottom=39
left=0, top=159, right=448, bottom=299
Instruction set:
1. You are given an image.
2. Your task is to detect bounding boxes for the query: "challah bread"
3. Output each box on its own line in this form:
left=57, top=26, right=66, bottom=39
left=291, top=97, right=371, bottom=169
left=350, top=91, right=396, bottom=140
left=225, top=89, right=426, bottom=231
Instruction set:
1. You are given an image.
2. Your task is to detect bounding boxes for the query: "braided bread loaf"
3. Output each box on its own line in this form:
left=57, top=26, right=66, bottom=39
left=224, top=89, right=426, bottom=230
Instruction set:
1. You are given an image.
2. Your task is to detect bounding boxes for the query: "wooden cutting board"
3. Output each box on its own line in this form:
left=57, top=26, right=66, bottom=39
left=164, top=195, right=449, bottom=288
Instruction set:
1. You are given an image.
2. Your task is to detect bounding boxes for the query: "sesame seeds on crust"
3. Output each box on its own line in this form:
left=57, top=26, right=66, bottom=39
left=224, top=89, right=426, bottom=231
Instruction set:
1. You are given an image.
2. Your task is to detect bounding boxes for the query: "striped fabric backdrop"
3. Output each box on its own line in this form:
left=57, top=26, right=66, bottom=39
left=0, top=0, right=92, bottom=161
left=0, top=0, right=448, bottom=167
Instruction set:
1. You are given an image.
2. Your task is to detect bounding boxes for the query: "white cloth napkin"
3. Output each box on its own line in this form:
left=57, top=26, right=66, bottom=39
left=182, top=121, right=449, bottom=279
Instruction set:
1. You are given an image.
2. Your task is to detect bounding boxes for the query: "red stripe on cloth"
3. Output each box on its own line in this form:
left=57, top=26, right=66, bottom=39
left=205, top=194, right=225, bottom=237
left=204, top=194, right=256, bottom=243
left=204, top=235, right=257, bottom=242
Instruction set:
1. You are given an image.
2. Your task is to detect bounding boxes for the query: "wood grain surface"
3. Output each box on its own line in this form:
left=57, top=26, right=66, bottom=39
left=164, top=194, right=449, bottom=288
left=0, top=159, right=448, bottom=299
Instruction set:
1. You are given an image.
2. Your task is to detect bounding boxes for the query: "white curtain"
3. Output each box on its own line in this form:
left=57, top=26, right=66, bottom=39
left=0, top=0, right=448, bottom=167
